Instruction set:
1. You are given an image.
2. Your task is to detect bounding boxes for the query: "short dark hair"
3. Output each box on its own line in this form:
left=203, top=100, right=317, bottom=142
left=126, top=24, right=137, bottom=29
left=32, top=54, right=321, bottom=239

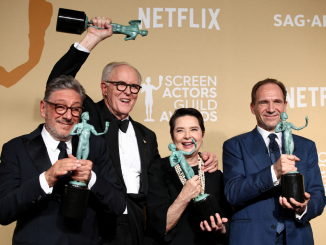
left=44, top=75, right=86, bottom=101
left=251, top=78, right=287, bottom=104
left=169, top=108, right=205, bottom=140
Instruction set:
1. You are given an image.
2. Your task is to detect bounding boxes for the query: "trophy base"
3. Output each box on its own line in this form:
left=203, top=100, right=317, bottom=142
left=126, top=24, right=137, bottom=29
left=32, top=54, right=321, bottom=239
left=56, top=8, right=86, bottom=35
left=281, top=172, right=305, bottom=203
left=194, top=194, right=222, bottom=226
left=60, top=182, right=90, bottom=219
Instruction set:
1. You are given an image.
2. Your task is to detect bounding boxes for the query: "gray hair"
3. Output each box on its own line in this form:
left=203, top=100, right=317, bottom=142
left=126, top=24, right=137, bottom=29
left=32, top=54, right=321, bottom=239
left=101, top=62, right=142, bottom=84
left=44, top=75, right=86, bottom=101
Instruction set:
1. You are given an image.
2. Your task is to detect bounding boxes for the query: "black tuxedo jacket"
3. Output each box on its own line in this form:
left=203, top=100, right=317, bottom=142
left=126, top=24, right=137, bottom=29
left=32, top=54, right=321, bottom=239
left=146, top=157, right=232, bottom=245
left=48, top=45, right=161, bottom=245
left=0, top=124, right=125, bottom=245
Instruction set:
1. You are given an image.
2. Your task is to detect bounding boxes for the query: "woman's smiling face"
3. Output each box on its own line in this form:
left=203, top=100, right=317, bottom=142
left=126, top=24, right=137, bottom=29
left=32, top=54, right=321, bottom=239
left=172, top=115, right=205, bottom=155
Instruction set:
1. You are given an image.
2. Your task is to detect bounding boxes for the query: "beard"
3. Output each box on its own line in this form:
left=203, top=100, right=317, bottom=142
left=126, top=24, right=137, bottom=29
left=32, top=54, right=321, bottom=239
left=45, top=111, right=73, bottom=141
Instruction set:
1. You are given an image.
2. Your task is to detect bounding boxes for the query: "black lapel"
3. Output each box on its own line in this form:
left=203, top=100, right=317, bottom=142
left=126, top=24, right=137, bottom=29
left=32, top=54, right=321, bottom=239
left=71, top=135, right=78, bottom=157
left=292, top=135, right=302, bottom=159
left=23, top=125, right=52, bottom=174
left=243, top=127, right=273, bottom=170
left=97, top=100, right=125, bottom=187
left=130, top=118, right=148, bottom=195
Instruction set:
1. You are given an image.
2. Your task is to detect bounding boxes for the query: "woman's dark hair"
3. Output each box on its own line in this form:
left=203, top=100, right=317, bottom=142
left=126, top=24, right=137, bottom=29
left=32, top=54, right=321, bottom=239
left=169, top=108, right=205, bottom=140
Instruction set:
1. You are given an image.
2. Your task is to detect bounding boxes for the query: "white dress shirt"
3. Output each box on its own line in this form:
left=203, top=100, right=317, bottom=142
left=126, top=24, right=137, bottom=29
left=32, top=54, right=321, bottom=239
left=39, top=125, right=96, bottom=194
left=74, top=42, right=142, bottom=214
left=118, top=118, right=141, bottom=214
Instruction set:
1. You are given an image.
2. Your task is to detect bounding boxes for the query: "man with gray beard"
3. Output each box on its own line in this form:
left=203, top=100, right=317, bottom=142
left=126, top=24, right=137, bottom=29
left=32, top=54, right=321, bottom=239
left=0, top=76, right=125, bottom=245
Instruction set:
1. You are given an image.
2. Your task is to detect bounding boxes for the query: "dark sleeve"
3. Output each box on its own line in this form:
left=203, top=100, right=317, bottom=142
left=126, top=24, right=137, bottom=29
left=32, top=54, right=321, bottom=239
left=216, top=171, right=233, bottom=245
left=223, top=138, right=274, bottom=206
left=47, top=44, right=98, bottom=119
left=297, top=141, right=326, bottom=224
left=0, top=142, right=47, bottom=225
left=47, top=44, right=89, bottom=84
left=150, top=132, right=161, bottom=166
left=146, top=159, right=179, bottom=242
left=90, top=137, right=126, bottom=216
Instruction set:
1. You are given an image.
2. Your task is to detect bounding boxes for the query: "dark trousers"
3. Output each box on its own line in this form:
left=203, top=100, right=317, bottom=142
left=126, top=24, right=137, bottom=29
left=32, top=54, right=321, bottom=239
left=102, top=214, right=134, bottom=245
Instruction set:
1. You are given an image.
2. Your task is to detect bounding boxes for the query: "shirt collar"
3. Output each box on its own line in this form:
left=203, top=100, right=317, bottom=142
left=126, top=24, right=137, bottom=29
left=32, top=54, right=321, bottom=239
left=257, top=125, right=282, bottom=141
left=41, top=125, right=72, bottom=152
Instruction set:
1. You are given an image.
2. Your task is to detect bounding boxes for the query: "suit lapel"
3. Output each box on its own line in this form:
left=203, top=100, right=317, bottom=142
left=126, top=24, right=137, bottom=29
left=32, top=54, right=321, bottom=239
left=23, top=125, right=52, bottom=173
left=97, top=101, right=125, bottom=187
left=131, top=118, right=148, bottom=195
left=72, top=135, right=78, bottom=156
left=243, top=128, right=273, bottom=170
left=291, top=135, right=302, bottom=159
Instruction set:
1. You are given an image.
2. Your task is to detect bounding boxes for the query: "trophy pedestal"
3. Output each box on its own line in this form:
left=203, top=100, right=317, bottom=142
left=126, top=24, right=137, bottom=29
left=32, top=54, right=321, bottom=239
left=194, top=195, right=222, bottom=226
left=56, top=8, right=86, bottom=35
left=281, top=172, right=305, bottom=203
left=60, top=183, right=90, bottom=219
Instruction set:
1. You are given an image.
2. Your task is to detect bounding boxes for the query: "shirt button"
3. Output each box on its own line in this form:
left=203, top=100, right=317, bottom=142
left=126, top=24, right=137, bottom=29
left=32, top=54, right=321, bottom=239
left=271, top=225, right=276, bottom=229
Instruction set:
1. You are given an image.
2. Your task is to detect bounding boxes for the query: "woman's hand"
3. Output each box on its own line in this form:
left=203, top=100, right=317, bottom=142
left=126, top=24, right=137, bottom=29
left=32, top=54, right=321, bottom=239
left=179, top=175, right=201, bottom=202
left=200, top=213, right=228, bottom=234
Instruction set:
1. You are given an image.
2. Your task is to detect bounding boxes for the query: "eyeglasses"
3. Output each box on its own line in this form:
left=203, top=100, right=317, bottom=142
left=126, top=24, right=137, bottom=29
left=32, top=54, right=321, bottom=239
left=44, top=101, right=83, bottom=117
left=106, top=81, right=142, bottom=94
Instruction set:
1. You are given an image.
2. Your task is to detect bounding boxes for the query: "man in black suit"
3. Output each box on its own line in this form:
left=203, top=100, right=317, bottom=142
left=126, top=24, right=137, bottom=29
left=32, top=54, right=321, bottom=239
left=48, top=17, right=219, bottom=245
left=0, top=76, right=125, bottom=245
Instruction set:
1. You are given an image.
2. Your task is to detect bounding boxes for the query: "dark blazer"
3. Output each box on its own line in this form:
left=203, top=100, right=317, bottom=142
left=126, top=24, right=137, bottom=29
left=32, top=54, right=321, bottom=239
left=47, top=45, right=161, bottom=245
left=146, top=157, right=232, bottom=245
left=223, top=127, right=326, bottom=245
left=0, top=124, right=125, bottom=245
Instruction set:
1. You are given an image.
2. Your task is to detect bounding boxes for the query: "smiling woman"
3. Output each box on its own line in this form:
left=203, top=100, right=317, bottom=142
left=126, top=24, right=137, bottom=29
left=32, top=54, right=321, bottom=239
left=146, top=108, right=233, bottom=245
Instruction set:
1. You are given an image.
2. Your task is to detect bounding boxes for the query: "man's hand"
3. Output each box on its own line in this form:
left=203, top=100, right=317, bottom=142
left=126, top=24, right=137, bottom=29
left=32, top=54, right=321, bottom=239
left=70, top=154, right=93, bottom=183
left=273, top=154, right=299, bottom=179
left=180, top=175, right=201, bottom=202
left=279, top=192, right=310, bottom=215
left=200, top=152, right=218, bottom=173
left=44, top=155, right=81, bottom=187
left=200, top=213, right=227, bottom=234
left=79, top=16, right=113, bottom=51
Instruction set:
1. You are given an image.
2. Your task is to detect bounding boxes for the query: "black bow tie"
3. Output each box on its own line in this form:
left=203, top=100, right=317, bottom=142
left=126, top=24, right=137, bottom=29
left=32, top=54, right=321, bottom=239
left=117, top=120, right=129, bottom=133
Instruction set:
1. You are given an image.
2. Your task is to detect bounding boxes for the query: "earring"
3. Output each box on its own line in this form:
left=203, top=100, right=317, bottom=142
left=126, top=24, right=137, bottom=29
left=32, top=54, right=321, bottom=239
left=201, top=139, right=204, bottom=148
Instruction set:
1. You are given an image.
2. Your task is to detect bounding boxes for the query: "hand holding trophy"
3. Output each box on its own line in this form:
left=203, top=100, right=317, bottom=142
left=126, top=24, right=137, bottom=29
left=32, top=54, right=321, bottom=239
left=56, top=8, right=148, bottom=41
left=169, top=138, right=224, bottom=227
left=60, top=112, right=110, bottom=219
left=275, top=112, right=308, bottom=203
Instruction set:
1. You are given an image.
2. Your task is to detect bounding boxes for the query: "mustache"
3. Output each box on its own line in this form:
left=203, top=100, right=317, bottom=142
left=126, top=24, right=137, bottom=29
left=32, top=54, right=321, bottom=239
left=55, top=119, right=74, bottom=124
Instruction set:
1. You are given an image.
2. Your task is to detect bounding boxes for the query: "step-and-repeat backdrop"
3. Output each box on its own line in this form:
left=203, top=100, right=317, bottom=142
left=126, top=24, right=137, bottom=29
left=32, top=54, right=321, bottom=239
left=1, top=0, right=325, bottom=244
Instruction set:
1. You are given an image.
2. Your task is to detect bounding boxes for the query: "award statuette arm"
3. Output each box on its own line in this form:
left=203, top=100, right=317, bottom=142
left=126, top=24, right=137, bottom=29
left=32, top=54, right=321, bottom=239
left=90, top=122, right=110, bottom=136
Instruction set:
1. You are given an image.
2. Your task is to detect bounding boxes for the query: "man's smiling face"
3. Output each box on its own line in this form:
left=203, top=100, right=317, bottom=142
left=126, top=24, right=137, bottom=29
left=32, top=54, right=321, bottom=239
left=250, top=83, right=287, bottom=132
left=101, top=65, right=139, bottom=120
left=40, top=89, right=82, bottom=141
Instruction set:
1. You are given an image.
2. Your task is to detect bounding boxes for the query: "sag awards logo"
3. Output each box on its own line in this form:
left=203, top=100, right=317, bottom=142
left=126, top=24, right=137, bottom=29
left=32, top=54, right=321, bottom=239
left=142, top=75, right=218, bottom=122
left=274, top=14, right=326, bottom=27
